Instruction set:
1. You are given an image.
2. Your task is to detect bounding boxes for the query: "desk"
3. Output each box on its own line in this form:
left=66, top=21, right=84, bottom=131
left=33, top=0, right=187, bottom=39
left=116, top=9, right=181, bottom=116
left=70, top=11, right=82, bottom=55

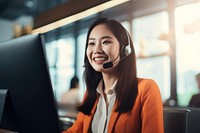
left=58, top=109, right=78, bottom=119
left=58, top=104, right=78, bottom=130
left=58, top=103, right=78, bottom=119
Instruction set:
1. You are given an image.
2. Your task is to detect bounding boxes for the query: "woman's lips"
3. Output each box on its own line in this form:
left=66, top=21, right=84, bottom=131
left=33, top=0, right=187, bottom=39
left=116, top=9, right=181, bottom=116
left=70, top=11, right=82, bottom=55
left=93, top=56, right=108, bottom=64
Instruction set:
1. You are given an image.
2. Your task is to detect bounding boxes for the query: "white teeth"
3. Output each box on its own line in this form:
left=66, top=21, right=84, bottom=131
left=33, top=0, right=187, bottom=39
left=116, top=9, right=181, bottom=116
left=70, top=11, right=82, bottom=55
left=94, top=58, right=106, bottom=61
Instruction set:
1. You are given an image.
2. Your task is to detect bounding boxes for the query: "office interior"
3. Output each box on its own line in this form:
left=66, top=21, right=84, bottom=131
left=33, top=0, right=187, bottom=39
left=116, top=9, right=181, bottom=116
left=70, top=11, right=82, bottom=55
left=0, top=0, right=200, bottom=132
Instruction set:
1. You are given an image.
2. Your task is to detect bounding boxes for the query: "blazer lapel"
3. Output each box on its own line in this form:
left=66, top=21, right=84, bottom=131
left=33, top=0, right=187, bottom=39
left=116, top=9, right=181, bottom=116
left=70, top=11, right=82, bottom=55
left=108, top=102, right=120, bottom=133
left=83, top=98, right=99, bottom=133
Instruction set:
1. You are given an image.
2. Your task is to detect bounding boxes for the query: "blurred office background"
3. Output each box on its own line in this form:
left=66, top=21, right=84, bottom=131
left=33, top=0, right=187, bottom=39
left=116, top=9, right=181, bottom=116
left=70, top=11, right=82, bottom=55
left=0, top=0, right=200, bottom=106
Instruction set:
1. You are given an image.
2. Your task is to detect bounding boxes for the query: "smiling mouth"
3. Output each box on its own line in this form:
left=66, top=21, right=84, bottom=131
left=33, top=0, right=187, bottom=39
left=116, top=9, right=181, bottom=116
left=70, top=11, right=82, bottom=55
left=93, top=57, right=108, bottom=64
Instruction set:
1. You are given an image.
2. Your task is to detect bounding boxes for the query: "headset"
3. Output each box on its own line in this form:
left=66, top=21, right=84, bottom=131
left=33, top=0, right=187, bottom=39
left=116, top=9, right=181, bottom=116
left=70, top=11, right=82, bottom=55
left=122, top=30, right=132, bottom=56
left=103, top=30, right=132, bottom=69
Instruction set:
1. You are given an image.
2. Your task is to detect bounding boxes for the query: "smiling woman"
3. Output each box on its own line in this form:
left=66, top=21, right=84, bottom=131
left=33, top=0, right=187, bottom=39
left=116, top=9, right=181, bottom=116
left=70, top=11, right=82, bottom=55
left=63, top=18, right=164, bottom=133
left=87, top=24, right=120, bottom=72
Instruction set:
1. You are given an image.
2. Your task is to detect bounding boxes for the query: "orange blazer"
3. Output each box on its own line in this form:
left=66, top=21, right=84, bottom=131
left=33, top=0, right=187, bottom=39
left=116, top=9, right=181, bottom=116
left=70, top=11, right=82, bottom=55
left=63, top=79, right=164, bottom=133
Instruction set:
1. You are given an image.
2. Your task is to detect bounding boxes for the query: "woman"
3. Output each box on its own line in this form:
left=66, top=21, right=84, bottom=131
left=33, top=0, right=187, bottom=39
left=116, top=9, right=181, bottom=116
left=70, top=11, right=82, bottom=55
left=63, top=18, right=164, bottom=133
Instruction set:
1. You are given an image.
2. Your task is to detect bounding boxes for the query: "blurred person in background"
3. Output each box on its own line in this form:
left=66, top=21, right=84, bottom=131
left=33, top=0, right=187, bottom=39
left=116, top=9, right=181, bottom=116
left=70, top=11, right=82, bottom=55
left=188, top=73, right=200, bottom=107
left=60, top=76, right=81, bottom=106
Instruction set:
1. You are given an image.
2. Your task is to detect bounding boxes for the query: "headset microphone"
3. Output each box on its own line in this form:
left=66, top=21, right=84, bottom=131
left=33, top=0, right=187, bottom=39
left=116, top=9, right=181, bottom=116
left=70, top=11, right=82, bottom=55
left=103, top=62, right=113, bottom=69
left=103, top=54, right=119, bottom=69
left=103, top=30, right=132, bottom=69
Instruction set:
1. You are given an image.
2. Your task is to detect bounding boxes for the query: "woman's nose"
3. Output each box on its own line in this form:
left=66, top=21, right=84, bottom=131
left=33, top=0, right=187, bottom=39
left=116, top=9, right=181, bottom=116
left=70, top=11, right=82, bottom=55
left=94, top=44, right=103, bottom=54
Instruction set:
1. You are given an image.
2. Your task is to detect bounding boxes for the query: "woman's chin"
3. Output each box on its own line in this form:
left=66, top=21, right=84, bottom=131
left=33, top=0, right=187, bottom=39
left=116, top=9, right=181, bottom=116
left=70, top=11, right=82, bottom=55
left=93, top=67, right=104, bottom=72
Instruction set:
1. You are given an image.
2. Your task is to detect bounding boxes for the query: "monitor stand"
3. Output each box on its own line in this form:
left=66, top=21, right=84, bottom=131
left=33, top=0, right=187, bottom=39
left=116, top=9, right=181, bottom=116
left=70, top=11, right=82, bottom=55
left=0, top=89, right=19, bottom=132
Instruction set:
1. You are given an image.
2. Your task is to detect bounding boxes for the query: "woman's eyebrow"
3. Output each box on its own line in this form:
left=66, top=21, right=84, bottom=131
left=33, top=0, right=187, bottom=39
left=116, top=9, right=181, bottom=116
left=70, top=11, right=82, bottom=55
left=101, top=36, right=112, bottom=39
left=89, top=36, right=112, bottom=40
left=88, top=38, right=95, bottom=40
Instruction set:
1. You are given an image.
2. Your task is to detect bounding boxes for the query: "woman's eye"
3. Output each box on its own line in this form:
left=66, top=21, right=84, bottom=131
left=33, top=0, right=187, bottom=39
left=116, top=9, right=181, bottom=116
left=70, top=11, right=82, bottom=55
left=102, top=41, right=111, bottom=45
left=88, top=42, right=95, bottom=46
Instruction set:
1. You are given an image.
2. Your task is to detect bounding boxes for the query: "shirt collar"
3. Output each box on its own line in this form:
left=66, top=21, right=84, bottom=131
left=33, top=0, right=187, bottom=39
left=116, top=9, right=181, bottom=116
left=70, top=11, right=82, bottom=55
left=96, top=79, right=118, bottom=96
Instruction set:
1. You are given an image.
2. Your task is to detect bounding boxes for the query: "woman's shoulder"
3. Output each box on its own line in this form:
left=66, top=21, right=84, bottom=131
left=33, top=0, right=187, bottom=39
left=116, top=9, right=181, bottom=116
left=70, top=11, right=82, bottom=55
left=137, top=78, right=160, bottom=94
left=137, top=78, right=162, bottom=102
left=137, top=78, right=157, bottom=86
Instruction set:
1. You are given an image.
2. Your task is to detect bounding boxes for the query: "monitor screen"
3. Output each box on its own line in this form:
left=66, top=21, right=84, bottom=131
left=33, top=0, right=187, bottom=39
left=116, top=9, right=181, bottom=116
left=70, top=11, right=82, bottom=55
left=0, top=34, right=61, bottom=133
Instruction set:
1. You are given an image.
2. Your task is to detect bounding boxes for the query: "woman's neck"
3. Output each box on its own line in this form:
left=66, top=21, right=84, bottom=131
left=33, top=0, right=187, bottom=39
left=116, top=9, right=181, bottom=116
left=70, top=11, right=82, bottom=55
left=102, top=73, right=118, bottom=93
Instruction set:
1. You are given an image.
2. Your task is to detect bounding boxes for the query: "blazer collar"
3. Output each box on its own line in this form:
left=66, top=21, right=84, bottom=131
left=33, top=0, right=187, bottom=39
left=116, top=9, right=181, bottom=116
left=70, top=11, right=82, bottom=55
left=108, top=101, right=120, bottom=133
left=83, top=97, right=99, bottom=133
left=83, top=98, right=120, bottom=133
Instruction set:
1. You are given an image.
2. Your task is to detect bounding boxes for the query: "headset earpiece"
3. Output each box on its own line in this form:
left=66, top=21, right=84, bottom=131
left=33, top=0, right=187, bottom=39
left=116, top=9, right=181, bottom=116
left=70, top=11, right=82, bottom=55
left=122, top=30, right=132, bottom=56
left=124, top=45, right=131, bottom=56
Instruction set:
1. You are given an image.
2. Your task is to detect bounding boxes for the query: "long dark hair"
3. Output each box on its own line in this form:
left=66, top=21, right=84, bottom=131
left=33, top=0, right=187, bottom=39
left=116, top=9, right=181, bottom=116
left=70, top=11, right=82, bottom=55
left=77, top=18, right=138, bottom=114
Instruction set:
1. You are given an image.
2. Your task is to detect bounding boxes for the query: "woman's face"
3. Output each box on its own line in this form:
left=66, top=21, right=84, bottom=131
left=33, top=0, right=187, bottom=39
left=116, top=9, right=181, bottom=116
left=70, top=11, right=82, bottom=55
left=86, top=24, right=120, bottom=72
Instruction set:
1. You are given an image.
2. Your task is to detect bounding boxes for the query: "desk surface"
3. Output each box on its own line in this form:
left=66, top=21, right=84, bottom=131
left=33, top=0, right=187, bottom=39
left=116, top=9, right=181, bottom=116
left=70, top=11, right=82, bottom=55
left=58, top=103, right=78, bottom=119
left=58, top=109, right=78, bottom=119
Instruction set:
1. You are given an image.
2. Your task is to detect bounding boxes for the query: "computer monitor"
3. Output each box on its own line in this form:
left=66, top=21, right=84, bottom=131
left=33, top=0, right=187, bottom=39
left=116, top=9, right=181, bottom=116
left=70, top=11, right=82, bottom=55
left=0, top=34, right=62, bottom=133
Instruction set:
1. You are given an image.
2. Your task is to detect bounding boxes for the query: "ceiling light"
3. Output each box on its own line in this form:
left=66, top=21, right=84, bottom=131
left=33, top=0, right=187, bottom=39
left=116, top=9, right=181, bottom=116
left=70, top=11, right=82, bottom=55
left=32, top=0, right=129, bottom=34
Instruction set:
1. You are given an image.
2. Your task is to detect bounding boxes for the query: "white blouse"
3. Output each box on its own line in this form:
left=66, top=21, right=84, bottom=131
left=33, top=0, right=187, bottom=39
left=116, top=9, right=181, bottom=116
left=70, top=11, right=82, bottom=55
left=91, top=80, right=117, bottom=133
